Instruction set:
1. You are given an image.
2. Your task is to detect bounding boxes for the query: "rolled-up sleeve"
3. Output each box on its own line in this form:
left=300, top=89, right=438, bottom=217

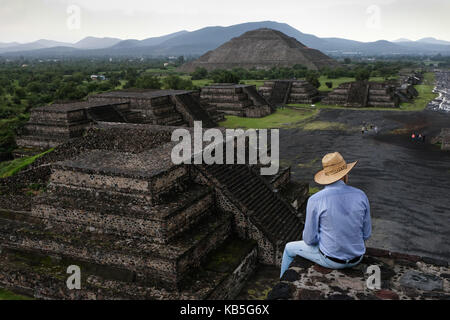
left=362, top=195, right=372, bottom=241
left=303, top=198, right=319, bottom=245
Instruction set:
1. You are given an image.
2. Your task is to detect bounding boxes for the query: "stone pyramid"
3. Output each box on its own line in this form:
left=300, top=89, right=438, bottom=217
left=179, top=28, right=339, bottom=72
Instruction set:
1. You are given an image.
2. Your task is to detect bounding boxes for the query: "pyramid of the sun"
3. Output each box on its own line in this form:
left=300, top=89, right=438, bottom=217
left=179, top=28, right=339, bottom=72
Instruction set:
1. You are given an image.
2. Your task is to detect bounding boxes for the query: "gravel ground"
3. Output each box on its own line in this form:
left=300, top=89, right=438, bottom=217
left=280, top=109, right=450, bottom=261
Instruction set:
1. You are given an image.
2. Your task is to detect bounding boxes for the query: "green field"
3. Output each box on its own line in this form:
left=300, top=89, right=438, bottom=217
left=192, top=79, right=214, bottom=87
left=0, top=288, right=32, bottom=300
left=399, top=72, right=438, bottom=111
left=219, top=107, right=318, bottom=129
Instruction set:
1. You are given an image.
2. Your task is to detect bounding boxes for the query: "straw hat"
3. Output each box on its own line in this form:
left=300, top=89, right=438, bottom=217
left=314, top=152, right=358, bottom=185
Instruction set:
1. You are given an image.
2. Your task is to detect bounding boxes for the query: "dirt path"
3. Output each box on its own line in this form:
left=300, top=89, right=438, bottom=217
left=280, top=109, right=450, bottom=261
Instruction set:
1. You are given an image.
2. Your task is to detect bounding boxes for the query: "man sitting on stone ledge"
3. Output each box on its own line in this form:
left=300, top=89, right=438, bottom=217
left=280, top=152, right=371, bottom=278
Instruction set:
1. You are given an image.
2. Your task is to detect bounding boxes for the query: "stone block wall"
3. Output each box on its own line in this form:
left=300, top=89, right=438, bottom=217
left=268, top=248, right=450, bottom=300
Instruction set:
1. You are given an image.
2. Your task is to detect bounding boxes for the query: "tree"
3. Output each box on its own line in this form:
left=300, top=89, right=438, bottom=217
left=355, top=68, right=371, bottom=82
left=191, top=67, right=208, bottom=80
left=209, top=70, right=240, bottom=84
left=305, top=71, right=320, bottom=89
left=176, top=56, right=185, bottom=66
left=124, top=68, right=138, bottom=88
left=14, top=87, right=26, bottom=99
left=162, top=75, right=194, bottom=90
left=136, top=75, right=162, bottom=89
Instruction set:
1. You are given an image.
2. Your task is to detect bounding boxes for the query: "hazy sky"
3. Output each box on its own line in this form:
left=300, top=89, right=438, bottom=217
left=1, top=0, right=449, bottom=43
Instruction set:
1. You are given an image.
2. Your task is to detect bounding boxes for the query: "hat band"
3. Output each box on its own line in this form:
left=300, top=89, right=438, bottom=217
left=324, top=163, right=347, bottom=176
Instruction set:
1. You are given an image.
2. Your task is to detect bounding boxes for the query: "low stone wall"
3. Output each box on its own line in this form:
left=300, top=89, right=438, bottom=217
left=268, top=248, right=450, bottom=300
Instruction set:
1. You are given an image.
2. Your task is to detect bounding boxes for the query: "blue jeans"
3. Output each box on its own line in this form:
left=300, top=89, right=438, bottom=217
left=280, top=241, right=363, bottom=278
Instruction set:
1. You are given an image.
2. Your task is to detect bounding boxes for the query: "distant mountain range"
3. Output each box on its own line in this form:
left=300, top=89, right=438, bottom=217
left=393, top=37, right=450, bottom=46
left=1, top=21, right=450, bottom=58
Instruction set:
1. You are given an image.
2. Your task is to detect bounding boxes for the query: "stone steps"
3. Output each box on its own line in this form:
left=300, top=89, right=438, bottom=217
left=0, top=209, right=233, bottom=290
left=16, top=135, right=67, bottom=149
left=49, top=148, right=189, bottom=198
left=32, top=183, right=215, bottom=244
left=173, top=94, right=217, bottom=128
left=201, top=164, right=303, bottom=244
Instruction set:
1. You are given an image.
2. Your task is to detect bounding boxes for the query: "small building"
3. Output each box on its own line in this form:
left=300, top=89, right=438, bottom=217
left=90, top=75, right=106, bottom=81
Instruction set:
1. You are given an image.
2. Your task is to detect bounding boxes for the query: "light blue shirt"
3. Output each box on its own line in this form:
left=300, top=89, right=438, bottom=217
left=303, top=180, right=371, bottom=260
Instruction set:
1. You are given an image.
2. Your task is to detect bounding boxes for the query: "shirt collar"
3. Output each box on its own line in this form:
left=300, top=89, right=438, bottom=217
left=325, top=180, right=346, bottom=189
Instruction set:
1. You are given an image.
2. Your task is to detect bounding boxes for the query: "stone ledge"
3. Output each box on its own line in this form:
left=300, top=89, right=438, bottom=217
left=268, top=248, right=450, bottom=300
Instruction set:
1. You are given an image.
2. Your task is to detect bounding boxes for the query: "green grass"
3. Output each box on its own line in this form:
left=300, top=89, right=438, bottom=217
left=241, top=80, right=266, bottom=89
left=0, top=288, right=33, bottom=300
left=219, top=107, right=318, bottom=129
left=399, top=72, right=438, bottom=111
left=0, top=148, right=53, bottom=178
left=192, top=79, right=214, bottom=87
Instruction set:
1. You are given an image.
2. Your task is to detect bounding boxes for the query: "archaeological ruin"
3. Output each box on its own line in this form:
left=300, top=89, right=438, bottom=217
left=258, top=80, right=321, bottom=105
left=179, top=28, right=339, bottom=72
left=321, top=81, right=401, bottom=108
left=200, top=84, right=272, bottom=117
left=15, top=89, right=224, bottom=152
left=0, top=120, right=308, bottom=299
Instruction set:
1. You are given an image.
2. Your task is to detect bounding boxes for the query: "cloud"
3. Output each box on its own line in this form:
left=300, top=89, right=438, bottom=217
left=0, top=0, right=448, bottom=43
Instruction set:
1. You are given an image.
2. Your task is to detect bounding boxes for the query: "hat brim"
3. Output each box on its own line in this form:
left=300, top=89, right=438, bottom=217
left=314, top=161, right=358, bottom=185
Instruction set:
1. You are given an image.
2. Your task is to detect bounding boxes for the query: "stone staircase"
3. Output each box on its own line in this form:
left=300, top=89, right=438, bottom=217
left=269, top=81, right=291, bottom=105
left=172, top=93, right=217, bottom=128
left=200, top=84, right=272, bottom=118
left=197, top=164, right=304, bottom=264
left=259, top=80, right=320, bottom=106
left=323, top=82, right=400, bottom=108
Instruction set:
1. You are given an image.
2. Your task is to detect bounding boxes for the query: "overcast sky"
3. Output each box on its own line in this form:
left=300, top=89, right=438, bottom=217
left=1, top=0, right=449, bottom=43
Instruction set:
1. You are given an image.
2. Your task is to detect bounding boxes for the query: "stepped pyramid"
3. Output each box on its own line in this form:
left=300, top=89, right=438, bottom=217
left=200, top=84, right=272, bottom=118
left=15, top=101, right=138, bottom=150
left=16, top=90, right=224, bottom=152
left=0, top=123, right=308, bottom=299
left=322, top=81, right=400, bottom=108
left=259, top=80, right=320, bottom=105
left=179, top=28, right=339, bottom=72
